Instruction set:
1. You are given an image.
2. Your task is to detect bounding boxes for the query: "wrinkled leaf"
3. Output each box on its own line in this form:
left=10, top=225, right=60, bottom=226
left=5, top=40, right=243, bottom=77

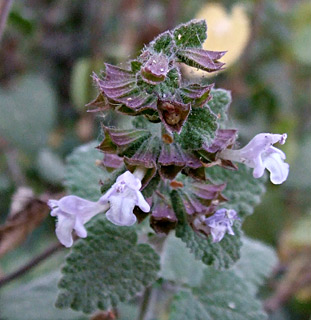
left=56, top=217, right=160, bottom=313
left=173, top=19, right=207, bottom=48
left=160, top=233, right=205, bottom=286
left=0, top=74, right=56, bottom=154
left=175, top=106, right=218, bottom=150
left=207, top=88, right=232, bottom=126
left=0, top=272, right=87, bottom=320
left=232, top=237, right=278, bottom=295
left=169, top=268, right=267, bottom=320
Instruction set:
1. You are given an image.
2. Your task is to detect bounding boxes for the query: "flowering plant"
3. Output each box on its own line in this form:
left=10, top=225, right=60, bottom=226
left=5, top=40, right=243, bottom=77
left=48, top=20, right=288, bottom=318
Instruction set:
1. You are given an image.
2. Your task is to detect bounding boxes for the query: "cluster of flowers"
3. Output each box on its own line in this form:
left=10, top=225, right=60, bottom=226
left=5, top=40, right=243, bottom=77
left=49, top=20, right=289, bottom=248
left=49, top=133, right=289, bottom=247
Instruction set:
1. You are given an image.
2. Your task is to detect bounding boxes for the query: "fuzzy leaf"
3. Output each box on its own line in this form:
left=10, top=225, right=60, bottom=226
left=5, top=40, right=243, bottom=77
left=124, top=136, right=160, bottom=169
left=232, top=237, right=278, bottom=295
left=161, top=235, right=277, bottom=294
left=150, top=31, right=174, bottom=56
left=160, top=233, right=205, bottom=286
left=205, top=165, right=266, bottom=218
left=158, top=143, right=201, bottom=179
left=180, top=83, right=213, bottom=107
left=175, top=106, right=218, bottom=150
left=98, top=127, right=151, bottom=157
left=65, top=142, right=109, bottom=201
left=141, top=173, right=161, bottom=198
left=56, top=217, right=160, bottom=314
left=201, top=129, right=237, bottom=153
left=94, top=65, right=158, bottom=112
left=170, top=190, right=242, bottom=269
left=157, top=68, right=181, bottom=96
left=177, top=48, right=226, bottom=72
left=173, top=19, right=207, bottom=48
left=0, top=272, right=87, bottom=320
left=169, top=268, right=267, bottom=320
left=207, top=89, right=232, bottom=126
left=124, top=136, right=160, bottom=188
left=0, top=74, right=56, bottom=154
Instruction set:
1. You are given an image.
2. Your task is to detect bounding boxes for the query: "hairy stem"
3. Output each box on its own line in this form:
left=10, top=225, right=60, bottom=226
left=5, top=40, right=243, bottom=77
left=0, top=0, right=13, bottom=42
left=0, top=241, right=63, bottom=288
left=137, top=286, right=158, bottom=320
left=133, top=167, right=147, bottom=181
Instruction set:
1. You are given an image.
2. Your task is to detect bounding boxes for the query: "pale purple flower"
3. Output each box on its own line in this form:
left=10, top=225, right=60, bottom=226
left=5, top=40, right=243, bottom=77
left=48, top=196, right=108, bottom=247
left=99, top=171, right=150, bottom=226
left=219, top=133, right=289, bottom=184
left=205, top=208, right=239, bottom=243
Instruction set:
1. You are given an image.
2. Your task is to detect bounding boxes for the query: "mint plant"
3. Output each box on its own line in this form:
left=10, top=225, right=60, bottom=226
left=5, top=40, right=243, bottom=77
left=48, top=20, right=289, bottom=317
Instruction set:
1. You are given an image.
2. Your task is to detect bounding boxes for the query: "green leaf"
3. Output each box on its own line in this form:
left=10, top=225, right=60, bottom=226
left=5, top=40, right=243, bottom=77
left=161, top=235, right=277, bottom=293
left=157, top=68, right=181, bottom=96
left=0, top=74, right=56, bottom=154
left=207, top=89, right=232, bottom=127
left=56, top=217, right=160, bottom=314
left=292, top=25, right=311, bottom=65
left=232, top=237, right=278, bottom=295
left=170, top=190, right=242, bottom=269
left=0, top=272, right=87, bottom=320
left=173, top=19, right=207, bottom=48
left=131, top=60, right=142, bottom=73
left=151, top=31, right=174, bottom=56
left=175, top=106, right=218, bottom=150
left=160, top=232, right=205, bottom=286
left=205, top=165, right=266, bottom=219
left=70, top=57, right=101, bottom=111
left=65, top=142, right=109, bottom=201
left=287, top=136, right=311, bottom=189
left=169, top=268, right=267, bottom=320
left=36, top=148, right=66, bottom=185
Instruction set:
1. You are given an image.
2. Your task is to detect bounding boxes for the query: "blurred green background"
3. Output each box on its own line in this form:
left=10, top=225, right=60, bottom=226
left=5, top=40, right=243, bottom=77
left=0, top=0, right=311, bottom=319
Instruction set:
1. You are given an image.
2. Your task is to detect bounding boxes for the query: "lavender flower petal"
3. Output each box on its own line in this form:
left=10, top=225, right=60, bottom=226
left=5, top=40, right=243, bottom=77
left=100, top=171, right=150, bottom=226
left=48, top=195, right=108, bottom=247
left=205, top=208, right=239, bottom=243
left=219, top=133, right=289, bottom=184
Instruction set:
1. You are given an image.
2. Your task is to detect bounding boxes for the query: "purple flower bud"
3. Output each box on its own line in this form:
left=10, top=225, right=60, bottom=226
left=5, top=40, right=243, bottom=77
left=100, top=171, right=150, bottom=226
left=205, top=208, right=239, bottom=243
left=219, top=133, right=289, bottom=184
left=48, top=196, right=108, bottom=247
left=141, top=53, right=169, bottom=85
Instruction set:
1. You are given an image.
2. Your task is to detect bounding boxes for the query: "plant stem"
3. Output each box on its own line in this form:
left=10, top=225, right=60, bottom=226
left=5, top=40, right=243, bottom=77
left=133, top=167, right=147, bottom=181
left=0, top=241, right=63, bottom=288
left=137, top=286, right=158, bottom=320
left=0, top=0, right=13, bottom=42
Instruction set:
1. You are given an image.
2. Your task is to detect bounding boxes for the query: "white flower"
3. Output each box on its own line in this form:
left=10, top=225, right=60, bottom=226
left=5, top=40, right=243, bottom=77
left=48, top=196, right=108, bottom=247
left=219, top=133, right=289, bottom=184
left=99, top=171, right=150, bottom=226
